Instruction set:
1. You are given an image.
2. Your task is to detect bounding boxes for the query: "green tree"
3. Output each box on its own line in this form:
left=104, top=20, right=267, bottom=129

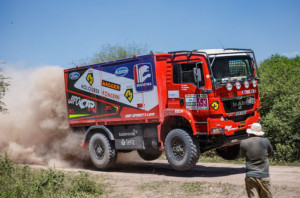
left=259, top=55, right=300, bottom=162
left=0, top=65, right=10, bottom=113
left=76, top=43, right=151, bottom=66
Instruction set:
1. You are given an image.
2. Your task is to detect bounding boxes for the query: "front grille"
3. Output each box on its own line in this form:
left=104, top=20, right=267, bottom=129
left=225, top=113, right=254, bottom=122
left=234, top=130, right=247, bottom=136
left=222, top=95, right=255, bottom=113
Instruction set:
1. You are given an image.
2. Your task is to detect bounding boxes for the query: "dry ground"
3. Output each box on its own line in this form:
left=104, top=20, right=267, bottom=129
left=30, top=152, right=300, bottom=198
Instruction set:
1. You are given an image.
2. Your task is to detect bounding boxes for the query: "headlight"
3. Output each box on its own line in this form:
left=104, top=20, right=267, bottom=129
left=235, top=81, right=241, bottom=90
left=244, top=81, right=250, bottom=88
left=252, top=80, right=257, bottom=87
left=226, top=83, right=233, bottom=91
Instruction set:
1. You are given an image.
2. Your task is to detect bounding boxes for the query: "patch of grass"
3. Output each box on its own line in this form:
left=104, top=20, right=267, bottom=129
left=137, top=180, right=245, bottom=197
left=181, top=182, right=245, bottom=197
left=137, top=180, right=171, bottom=192
left=180, top=182, right=207, bottom=194
left=0, top=153, right=106, bottom=197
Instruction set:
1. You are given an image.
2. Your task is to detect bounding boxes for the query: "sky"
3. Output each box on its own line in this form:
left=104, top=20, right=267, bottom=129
left=1, top=0, right=300, bottom=69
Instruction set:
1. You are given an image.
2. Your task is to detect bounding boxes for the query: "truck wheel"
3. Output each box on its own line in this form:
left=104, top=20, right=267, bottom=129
left=137, top=149, right=162, bottom=161
left=165, top=129, right=200, bottom=171
left=216, top=144, right=240, bottom=160
left=89, top=133, right=117, bottom=170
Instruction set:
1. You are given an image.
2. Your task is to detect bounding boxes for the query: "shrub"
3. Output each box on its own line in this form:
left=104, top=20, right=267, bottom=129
left=0, top=154, right=105, bottom=197
left=259, top=55, right=300, bottom=162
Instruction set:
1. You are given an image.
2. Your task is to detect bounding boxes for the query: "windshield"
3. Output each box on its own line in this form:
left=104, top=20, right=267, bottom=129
left=211, top=56, right=255, bottom=83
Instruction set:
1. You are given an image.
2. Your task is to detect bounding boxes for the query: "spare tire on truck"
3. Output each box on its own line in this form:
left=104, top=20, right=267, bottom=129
left=216, top=144, right=240, bottom=160
left=165, top=129, right=200, bottom=171
left=137, top=148, right=162, bottom=161
left=89, top=133, right=118, bottom=170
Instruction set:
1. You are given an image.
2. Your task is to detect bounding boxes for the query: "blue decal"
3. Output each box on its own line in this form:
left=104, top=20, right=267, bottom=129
left=115, top=67, right=129, bottom=77
left=69, top=72, right=80, bottom=80
left=134, top=63, right=153, bottom=92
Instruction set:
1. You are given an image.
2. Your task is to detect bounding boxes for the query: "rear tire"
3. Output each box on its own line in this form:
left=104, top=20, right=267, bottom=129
left=216, top=144, right=240, bottom=160
left=165, top=129, right=200, bottom=171
left=89, top=133, right=117, bottom=170
left=137, top=148, right=162, bottom=161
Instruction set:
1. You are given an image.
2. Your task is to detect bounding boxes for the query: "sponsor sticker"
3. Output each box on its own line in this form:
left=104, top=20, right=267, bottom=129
left=197, top=94, right=209, bottom=110
left=68, top=95, right=95, bottom=110
left=225, top=126, right=238, bottom=131
left=125, top=113, right=155, bottom=118
left=120, top=139, right=135, bottom=146
left=220, top=92, right=237, bottom=98
left=69, top=72, right=80, bottom=80
left=102, top=80, right=121, bottom=91
left=235, top=110, right=246, bottom=116
left=168, top=90, right=179, bottom=98
left=242, top=89, right=256, bottom=95
left=124, top=89, right=133, bottom=102
left=181, top=85, right=189, bottom=91
left=164, top=110, right=184, bottom=115
left=86, top=71, right=94, bottom=85
left=81, top=84, right=100, bottom=94
left=101, top=90, right=120, bottom=100
left=134, top=63, right=153, bottom=92
left=115, top=67, right=129, bottom=77
left=211, top=101, right=219, bottom=111
left=185, top=94, right=208, bottom=110
left=185, top=94, right=197, bottom=110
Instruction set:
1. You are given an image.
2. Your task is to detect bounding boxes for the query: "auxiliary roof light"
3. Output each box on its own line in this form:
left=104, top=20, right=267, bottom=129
left=235, top=81, right=241, bottom=90
left=244, top=81, right=250, bottom=89
left=226, top=83, right=233, bottom=91
left=252, top=80, right=257, bottom=88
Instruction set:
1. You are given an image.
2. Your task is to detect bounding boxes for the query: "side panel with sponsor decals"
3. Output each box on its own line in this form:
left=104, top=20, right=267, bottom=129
left=65, top=55, right=159, bottom=124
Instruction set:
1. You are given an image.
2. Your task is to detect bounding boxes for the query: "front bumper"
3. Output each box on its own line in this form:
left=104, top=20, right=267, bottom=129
left=207, top=111, right=260, bottom=136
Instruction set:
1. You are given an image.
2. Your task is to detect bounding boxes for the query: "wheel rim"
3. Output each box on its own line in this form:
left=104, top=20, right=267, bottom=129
left=171, top=138, right=185, bottom=160
left=94, top=141, right=105, bottom=160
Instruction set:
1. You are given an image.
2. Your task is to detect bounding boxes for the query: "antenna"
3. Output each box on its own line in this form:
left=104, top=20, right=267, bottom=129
left=217, top=39, right=225, bottom=49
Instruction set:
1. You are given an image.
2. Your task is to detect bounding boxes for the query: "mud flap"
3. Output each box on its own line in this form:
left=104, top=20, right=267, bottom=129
left=114, top=125, right=144, bottom=150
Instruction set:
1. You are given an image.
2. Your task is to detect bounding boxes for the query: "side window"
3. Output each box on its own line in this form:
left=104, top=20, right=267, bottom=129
left=173, top=63, right=205, bottom=87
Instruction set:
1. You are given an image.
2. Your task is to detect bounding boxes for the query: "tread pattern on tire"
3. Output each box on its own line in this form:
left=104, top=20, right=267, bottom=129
left=137, top=149, right=162, bottom=161
left=89, top=133, right=117, bottom=170
left=216, top=144, right=240, bottom=160
left=165, top=129, right=200, bottom=171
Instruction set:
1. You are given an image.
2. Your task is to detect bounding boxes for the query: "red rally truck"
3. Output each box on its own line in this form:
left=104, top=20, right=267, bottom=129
left=64, top=48, right=261, bottom=171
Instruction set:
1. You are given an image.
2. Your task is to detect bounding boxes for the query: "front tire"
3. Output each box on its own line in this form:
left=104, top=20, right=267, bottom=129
left=89, top=133, right=117, bottom=170
left=137, top=148, right=162, bottom=161
left=165, top=129, right=200, bottom=171
left=216, top=144, right=240, bottom=160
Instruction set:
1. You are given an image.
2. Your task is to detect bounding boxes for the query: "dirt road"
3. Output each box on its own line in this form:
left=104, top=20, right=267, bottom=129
left=31, top=152, right=300, bottom=198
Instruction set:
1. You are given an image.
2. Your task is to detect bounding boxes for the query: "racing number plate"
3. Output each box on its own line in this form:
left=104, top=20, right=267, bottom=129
left=197, top=94, right=209, bottom=110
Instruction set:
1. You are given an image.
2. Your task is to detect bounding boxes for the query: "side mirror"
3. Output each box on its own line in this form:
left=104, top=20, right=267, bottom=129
left=193, top=68, right=202, bottom=82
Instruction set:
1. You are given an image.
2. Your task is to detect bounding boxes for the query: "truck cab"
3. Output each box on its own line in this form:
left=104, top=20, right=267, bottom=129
left=160, top=49, right=260, bottom=170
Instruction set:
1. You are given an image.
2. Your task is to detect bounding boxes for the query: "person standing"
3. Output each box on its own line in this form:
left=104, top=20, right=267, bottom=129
left=240, top=123, right=273, bottom=198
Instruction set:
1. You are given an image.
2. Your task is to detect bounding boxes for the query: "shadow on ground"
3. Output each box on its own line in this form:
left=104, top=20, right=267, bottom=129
left=84, top=160, right=245, bottom=178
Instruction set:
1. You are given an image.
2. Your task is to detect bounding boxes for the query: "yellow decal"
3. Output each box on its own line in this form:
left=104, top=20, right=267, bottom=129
left=86, top=72, right=94, bottom=85
left=113, top=106, right=119, bottom=112
left=211, top=101, right=219, bottom=111
left=69, top=114, right=90, bottom=118
left=124, top=89, right=133, bottom=102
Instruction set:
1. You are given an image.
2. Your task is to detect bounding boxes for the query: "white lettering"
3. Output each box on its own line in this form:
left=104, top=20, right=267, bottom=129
left=68, top=95, right=95, bottom=109
left=125, top=113, right=155, bottom=118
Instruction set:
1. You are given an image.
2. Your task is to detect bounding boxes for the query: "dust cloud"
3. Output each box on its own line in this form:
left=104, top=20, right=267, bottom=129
left=0, top=66, right=89, bottom=168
